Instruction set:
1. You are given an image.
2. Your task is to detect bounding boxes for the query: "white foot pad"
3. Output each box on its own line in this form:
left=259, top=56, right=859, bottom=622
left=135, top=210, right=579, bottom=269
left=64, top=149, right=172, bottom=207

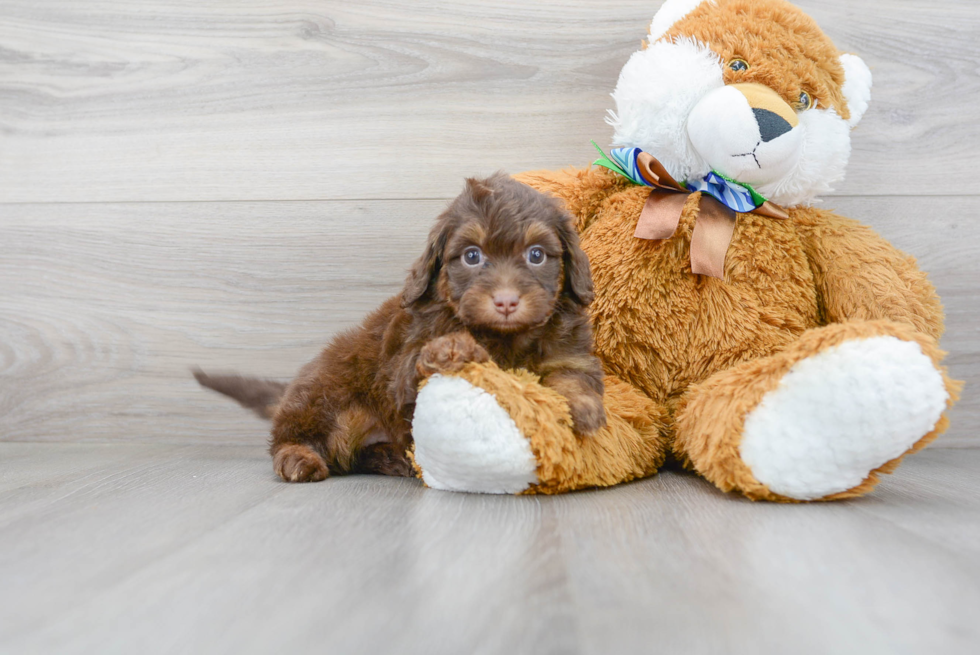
left=740, top=336, right=948, bottom=500
left=412, top=375, right=538, bottom=494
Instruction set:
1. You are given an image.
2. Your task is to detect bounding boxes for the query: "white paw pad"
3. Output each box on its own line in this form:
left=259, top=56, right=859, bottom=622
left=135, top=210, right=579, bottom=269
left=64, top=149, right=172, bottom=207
left=412, top=375, right=538, bottom=494
left=740, top=336, right=948, bottom=500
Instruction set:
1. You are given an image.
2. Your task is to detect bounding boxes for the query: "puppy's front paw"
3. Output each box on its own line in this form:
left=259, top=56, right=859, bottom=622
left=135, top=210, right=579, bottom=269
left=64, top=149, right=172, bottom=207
left=273, top=444, right=329, bottom=482
left=417, top=332, right=490, bottom=377
left=567, top=391, right=607, bottom=436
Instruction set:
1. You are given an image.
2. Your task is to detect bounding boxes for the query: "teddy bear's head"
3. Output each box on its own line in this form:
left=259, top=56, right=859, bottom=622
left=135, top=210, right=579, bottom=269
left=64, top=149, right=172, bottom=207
left=608, top=0, right=872, bottom=207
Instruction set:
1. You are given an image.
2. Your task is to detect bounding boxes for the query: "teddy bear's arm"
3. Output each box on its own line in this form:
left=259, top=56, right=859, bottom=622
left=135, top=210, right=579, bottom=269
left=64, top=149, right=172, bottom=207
left=794, top=208, right=945, bottom=341
left=514, top=167, right=626, bottom=233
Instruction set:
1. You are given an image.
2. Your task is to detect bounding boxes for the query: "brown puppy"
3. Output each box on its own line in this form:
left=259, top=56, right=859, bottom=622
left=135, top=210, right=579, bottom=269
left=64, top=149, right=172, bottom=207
left=197, top=173, right=605, bottom=482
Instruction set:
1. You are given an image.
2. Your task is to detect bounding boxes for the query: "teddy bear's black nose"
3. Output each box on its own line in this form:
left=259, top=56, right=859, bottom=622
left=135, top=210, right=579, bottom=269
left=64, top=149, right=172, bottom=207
left=753, top=108, right=793, bottom=142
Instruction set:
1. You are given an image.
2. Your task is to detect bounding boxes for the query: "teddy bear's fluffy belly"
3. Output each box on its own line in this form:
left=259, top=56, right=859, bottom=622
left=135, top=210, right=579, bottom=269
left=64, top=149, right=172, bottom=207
left=581, top=195, right=820, bottom=410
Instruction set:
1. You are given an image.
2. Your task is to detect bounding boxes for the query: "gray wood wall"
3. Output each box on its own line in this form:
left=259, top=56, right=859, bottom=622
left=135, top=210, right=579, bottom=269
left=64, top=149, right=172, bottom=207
left=1, top=0, right=977, bottom=446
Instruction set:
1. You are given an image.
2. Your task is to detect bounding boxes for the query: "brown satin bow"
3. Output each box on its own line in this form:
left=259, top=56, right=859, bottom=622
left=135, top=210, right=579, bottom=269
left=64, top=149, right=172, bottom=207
left=631, top=152, right=788, bottom=279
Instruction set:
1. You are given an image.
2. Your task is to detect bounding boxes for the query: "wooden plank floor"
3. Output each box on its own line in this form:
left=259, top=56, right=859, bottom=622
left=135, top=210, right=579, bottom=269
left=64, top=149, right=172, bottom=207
left=1, top=443, right=978, bottom=655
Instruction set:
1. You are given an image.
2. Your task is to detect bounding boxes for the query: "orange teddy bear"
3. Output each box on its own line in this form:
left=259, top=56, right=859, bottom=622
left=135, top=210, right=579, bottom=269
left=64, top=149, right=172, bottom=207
left=409, top=0, right=961, bottom=501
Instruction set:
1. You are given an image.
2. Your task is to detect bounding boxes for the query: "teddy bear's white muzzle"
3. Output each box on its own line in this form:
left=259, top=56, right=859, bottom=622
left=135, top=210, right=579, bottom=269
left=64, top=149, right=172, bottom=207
left=686, top=84, right=803, bottom=187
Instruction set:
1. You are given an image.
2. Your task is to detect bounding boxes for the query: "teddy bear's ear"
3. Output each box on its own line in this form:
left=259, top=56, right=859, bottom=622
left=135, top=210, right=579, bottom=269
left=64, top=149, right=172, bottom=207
left=648, top=0, right=713, bottom=43
left=840, top=53, right=873, bottom=128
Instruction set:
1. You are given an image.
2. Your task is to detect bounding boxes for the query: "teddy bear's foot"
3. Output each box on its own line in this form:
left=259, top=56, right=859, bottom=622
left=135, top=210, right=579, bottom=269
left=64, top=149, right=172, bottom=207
left=740, top=335, right=948, bottom=500
left=412, top=372, right=539, bottom=493
left=675, top=321, right=958, bottom=501
left=412, top=362, right=669, bottom=494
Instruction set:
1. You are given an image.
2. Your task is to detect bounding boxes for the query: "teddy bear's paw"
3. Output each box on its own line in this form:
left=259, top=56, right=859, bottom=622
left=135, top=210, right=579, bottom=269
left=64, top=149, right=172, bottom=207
left=739, top=336, right=949, bottom=500
left=411, top=374, right=538, bottom=494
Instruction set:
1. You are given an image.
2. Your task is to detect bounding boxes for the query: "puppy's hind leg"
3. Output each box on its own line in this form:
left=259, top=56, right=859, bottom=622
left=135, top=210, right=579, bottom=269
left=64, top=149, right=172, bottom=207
left=272, top=390, right=403, bottom=482
left=330, top=407, right=414, bottom=477
left=270, top=363, right=334, bottom=483
left=274, top=443, right=329, bottom=483
left=355, top=442, right=415, bottom=477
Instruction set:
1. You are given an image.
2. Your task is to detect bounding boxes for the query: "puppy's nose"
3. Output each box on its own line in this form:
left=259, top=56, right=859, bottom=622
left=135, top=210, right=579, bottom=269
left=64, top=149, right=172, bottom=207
left=493, top=291, right=521, bottom=317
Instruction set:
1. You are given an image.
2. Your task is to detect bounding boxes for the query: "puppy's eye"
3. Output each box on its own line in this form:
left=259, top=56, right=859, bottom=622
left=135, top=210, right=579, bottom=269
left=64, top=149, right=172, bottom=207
left=729, top=58, right=749, bottom=72
left=796, top=91, right=814, bottom=110
left=461, top=246, right=484, bottom=267
left=526, top=246, right=546, bottom=266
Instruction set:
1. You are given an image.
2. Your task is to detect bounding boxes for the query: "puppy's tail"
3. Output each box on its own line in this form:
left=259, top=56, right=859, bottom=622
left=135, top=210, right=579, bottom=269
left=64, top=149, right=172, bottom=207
left=192, top=368, right=287, bottom=420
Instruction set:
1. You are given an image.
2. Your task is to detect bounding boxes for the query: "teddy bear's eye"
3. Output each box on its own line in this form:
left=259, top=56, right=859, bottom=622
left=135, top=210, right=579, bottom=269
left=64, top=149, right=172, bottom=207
left=729, top=58, right=749, bottom=72
left=796, top=91, right=814, bottom=110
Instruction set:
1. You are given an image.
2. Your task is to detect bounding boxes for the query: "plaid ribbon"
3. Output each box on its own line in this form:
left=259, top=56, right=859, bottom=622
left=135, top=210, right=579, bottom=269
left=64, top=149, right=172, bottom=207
left=686, top=171, right=760, bottom=213
left=601, top=145, right=766, bottom=213
left=591, top=142, right=787, bottom=280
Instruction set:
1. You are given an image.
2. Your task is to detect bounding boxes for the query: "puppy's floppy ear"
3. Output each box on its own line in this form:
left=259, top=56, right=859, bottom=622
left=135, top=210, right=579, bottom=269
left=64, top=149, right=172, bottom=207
left=402, top=216, right=451, bottom=307
left=465, top=176, right=495, bottom=202
left=555, top=212, right=594, bottom=306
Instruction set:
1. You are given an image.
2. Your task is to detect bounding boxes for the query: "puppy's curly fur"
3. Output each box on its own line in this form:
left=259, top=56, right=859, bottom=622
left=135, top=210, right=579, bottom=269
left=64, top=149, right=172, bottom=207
left=197, top=173, right=605, bottom=482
